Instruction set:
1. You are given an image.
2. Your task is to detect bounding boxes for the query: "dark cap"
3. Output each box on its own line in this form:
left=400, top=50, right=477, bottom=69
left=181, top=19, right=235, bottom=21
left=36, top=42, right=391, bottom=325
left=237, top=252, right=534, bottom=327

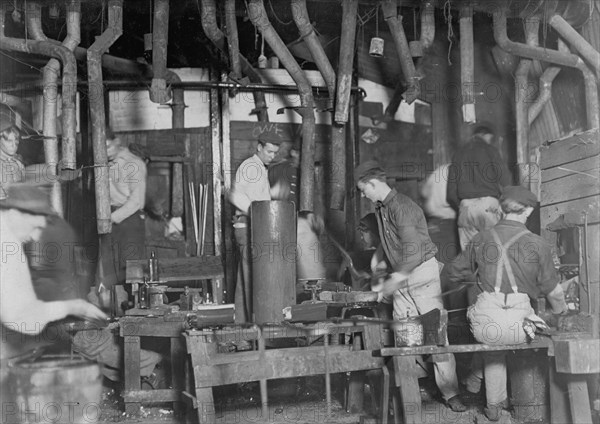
left=0, top=183, right=56, bottom=216
left=500, top=185, right=538, bottom=207
left=354, top=160, right=385, bottom=184
left=257, top=129, right=285, bottom=146
left=0, top=110, right=15, bottom=133
left=358, top=213, right=378, bottom=235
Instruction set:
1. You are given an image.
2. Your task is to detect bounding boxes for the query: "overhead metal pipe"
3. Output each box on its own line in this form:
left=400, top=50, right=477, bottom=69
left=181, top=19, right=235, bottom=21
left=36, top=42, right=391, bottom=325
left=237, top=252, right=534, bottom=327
left=334, top=0, right=358, bottom=124
left=549, top=14, right=600, bottom=79
left=26, top=1, right=80, bottom=215
left=382, top=0, right=420, bottom=104
left=493, top=8, right=582, bottom=68
left=459, top=5, right=475, bottom=123
left=87, top=0, right=123, bottom=234
left=557, top=40, right=599, bottom=130
left=291, top=0, right=336, bottom=110
left=150, top=0, right=171, bottom=104
left=248, top=0, right=316, bottom=211
left=200, top=0, right=269, bottom=122
left=3, top=79, right=367, bottom=98
left=528, top=67, right=561, bottom=125
left=225, top=0, right=242, bottom=79
left=291, top=0, right=343, bottom=210
left=493, top=7, right=599, bottom=130
left=515, top=18, right=538, bottom=187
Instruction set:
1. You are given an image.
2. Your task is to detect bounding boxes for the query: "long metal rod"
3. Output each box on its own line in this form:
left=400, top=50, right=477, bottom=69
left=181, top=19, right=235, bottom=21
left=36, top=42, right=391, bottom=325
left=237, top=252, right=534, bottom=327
left=2, top=80, right=367, bottom=97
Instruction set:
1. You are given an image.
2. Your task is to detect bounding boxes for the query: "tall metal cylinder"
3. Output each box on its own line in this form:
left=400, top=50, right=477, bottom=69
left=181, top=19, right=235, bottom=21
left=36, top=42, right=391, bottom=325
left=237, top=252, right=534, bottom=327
left=251, top=201, right=296, bottom=324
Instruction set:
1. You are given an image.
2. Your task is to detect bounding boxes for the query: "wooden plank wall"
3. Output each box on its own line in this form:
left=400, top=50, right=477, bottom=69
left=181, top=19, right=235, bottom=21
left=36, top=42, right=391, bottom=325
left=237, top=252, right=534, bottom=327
left=539, top=128, right=600, bottom=315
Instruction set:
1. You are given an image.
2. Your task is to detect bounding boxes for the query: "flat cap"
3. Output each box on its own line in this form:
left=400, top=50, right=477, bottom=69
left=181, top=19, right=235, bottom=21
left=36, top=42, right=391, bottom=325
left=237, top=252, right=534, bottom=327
left=0, top=183, right=56, bottom=216
left=500, top=185, right=538, bottom=207
left=354, top=160, right=384, bottom=184
left=358, top=213, right=378, bottom=235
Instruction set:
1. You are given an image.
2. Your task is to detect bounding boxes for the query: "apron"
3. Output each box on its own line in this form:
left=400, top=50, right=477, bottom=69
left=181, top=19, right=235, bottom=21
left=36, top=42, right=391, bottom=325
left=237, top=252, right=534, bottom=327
left=467, top=229, right=534, bottom=346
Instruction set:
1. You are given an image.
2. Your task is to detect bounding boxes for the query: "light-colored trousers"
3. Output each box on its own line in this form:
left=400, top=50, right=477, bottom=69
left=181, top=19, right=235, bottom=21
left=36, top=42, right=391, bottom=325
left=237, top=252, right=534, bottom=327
left=392, top=257, right=460, bottom=401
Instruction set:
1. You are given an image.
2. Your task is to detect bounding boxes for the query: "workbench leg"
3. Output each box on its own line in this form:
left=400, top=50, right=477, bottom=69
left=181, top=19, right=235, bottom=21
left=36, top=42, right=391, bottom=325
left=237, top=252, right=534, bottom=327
left=380, top=366, right=390, bottom=424
left=392, top=356, right=422, bottom=424
left=123, top=335, right=141, bottom=415
left=347, top=333, right=365, bottom=413
left=171, top=337, right=186, bottom=416
left=549, top=358, right=570, bottom=424
left=567, top=376, right=593, bottom=424
left=195, top=387, right=215, bottom=424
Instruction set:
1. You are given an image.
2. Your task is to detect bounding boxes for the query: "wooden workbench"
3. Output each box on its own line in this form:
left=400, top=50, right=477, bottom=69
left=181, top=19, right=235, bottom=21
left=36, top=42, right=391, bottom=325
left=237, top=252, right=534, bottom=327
left=184, top=322, right=389, bottom=423
left=119, top=311, right=190, bottom=415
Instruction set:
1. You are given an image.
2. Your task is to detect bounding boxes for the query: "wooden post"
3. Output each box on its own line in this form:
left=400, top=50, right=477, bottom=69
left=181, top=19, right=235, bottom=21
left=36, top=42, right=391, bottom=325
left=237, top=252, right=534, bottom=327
left=210, top=86, right=223, bottom=260
left=334, top=0, right=358, bottom=124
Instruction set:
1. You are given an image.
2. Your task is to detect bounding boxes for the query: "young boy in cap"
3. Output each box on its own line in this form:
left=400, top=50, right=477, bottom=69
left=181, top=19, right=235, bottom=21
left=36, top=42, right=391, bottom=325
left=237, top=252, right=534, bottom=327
left=228, top=133, right=283, bottom=323
left=446, top=185, right=568, bottom=421
left=0, top=110, right=25, bottom=187
left=354, top=160, right=466, bottom=412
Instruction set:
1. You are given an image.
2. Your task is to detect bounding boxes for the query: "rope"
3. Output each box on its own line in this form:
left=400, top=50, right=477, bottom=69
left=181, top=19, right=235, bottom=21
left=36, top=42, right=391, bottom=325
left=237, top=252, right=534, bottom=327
left=444, top=0, right=454, bottom=66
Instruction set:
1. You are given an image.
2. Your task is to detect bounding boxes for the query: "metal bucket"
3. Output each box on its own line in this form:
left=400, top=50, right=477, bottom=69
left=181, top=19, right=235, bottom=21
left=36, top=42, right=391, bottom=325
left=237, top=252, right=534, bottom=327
left=394, top=316, right=424, bottom=347
left=8, top=355, right=103, bottom=424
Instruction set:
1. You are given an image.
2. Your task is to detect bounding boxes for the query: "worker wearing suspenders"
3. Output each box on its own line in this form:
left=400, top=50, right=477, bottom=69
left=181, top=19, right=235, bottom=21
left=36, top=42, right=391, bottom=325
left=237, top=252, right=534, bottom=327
left=447, top=186, right=568, bottom=421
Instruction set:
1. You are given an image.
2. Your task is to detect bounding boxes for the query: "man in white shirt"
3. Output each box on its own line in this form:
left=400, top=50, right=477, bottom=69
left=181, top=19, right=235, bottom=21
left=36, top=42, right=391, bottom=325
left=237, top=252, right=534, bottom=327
left=106, top=128, right=147, bottom=285
left=1, top=184, right=107, bottom=389
left=229, top=133, right=282, bottom=322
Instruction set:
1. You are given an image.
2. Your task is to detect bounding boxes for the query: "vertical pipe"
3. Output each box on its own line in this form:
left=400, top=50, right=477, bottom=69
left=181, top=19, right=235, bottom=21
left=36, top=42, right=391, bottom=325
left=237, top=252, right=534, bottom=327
left=515, top=17, right=539, bottom=187
left=335, top=0, right=359, bottom=123
left=169, top=72, right=185, bottom=218
left=150, top=0, right=171, bottom=104
left=382, top=0, right=420, bottom=104
left=87, top=0, right=123, bottom=234
left=225, top=0, right=242, bottom=79
left=459, top=5, right=475, bottom=123
left=200, top=0, right=269, bottom=122
left=291, top=0, right=336, bottom=109
left=419, top=0, right=435, bottom=50
left=248, top=0, right=316, bottom=211
left=26, top=2, right=62, bottom=215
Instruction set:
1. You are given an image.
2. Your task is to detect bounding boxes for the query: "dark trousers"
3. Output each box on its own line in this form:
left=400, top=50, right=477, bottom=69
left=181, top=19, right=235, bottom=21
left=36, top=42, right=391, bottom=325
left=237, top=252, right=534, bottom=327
left=109, top=211, right=146, bottom=285
left=234, top=226, right=251, bottom=323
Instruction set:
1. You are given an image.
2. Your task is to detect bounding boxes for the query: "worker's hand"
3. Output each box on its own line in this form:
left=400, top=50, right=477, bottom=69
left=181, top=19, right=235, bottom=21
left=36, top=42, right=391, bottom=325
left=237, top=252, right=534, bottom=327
left=380, top=272, right=409, bottom=297
left=67, top=299, right=109, bottom=324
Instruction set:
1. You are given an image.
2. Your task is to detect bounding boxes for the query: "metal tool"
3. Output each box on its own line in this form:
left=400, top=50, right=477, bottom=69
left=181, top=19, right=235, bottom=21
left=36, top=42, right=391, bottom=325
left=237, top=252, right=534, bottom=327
left=328, top=235, right=372, bottom=284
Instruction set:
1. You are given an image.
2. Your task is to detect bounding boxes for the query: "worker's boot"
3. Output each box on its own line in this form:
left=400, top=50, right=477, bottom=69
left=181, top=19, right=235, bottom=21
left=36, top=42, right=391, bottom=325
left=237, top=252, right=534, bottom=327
left=446, top=395, right=467, bottom=412
left=483, top=399, right=509, bottom=422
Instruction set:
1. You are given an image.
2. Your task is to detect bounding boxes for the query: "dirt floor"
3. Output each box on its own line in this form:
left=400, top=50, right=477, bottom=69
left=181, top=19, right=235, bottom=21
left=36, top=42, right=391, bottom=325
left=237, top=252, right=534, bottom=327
left=97, top=373, right=529, bottom=424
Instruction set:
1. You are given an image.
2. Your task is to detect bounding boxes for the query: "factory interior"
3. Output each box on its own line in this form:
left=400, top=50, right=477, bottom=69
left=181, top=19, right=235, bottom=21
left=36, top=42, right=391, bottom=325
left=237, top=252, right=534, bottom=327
left=0, top=0, right=599, bottom=423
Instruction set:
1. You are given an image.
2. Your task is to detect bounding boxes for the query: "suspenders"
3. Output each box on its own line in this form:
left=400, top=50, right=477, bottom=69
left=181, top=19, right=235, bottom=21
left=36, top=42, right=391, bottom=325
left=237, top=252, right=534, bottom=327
left=489, top=228, right=530, bottom=296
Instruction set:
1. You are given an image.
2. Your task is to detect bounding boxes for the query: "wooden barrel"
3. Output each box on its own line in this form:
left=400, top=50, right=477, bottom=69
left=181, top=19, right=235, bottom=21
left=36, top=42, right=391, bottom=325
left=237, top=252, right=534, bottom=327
left=8, top=356, right=102, bottom=424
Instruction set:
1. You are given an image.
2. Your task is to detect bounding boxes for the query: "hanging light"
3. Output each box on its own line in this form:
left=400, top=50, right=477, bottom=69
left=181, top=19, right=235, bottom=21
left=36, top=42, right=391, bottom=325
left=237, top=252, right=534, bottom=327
left=369, top=6, right=384, bottom=57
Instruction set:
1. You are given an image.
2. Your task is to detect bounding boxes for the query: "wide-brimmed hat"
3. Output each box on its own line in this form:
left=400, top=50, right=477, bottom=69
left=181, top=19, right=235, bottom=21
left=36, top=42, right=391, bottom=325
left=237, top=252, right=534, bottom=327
left=0, top=183, right=56, bottom=216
